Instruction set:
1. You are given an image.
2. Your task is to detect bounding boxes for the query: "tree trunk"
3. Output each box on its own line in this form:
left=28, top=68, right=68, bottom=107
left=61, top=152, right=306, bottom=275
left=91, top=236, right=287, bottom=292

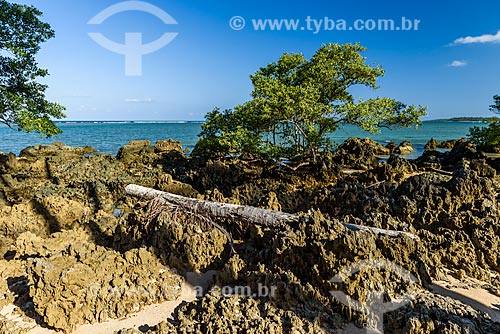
left=125, top=184, right=419, bottom=240
left=126, top=184, right=299, bottom=227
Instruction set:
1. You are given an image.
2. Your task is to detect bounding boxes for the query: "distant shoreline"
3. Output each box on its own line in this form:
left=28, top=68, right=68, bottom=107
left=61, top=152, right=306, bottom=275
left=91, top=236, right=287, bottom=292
left=53, top=120, right=204, bottom=124
left=424, top=117, right=497, bottom=123
left=51, top=118, right=495, bottom=124
left=0, top=120, right=483, bottom=157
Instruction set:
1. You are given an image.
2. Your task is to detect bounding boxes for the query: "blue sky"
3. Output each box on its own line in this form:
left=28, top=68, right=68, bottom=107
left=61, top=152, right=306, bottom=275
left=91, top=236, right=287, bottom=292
left=10, top=0, right=500, bottom=120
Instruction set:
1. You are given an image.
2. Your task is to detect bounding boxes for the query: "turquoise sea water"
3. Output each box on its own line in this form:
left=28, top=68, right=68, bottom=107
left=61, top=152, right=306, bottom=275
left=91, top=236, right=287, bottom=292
left=0, top=121, right=486, bottom=157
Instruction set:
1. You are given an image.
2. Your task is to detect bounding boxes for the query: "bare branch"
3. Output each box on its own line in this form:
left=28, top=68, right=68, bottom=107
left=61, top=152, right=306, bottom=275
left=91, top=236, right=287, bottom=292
left=126, top=184, right=420, bottom=241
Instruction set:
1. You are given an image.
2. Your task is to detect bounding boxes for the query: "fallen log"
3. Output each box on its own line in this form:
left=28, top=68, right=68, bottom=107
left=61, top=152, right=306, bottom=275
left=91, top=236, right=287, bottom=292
left=428, top=167, right=453, bottom=176
left=125, top=184, right=419, bottom=240
left=126, top=184, right=299, bottom=227
left=342, top=223, right=418, bottom=240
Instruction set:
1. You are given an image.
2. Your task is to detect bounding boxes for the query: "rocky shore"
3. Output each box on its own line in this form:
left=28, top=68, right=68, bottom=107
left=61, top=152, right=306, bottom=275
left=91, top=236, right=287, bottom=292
left=0, top=138, right=499, bottom=333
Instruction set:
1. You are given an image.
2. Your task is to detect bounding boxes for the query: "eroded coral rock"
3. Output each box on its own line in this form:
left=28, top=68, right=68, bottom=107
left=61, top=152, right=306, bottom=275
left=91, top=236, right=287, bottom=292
left=115, top=209, right=229, bottom=272
left=160, top=290, right=331, bottom=334
left=424, top=138, right=440, bottom=151
left=395, top=141, right=415, bottom=155
left=23, top=233, right=183, bottom=333
left=0, top=201, right=51, bottom=239
left=19, top=142, right=95, bottom=158
left=333, top=137, right=389, bottom=169
left=386, top=291, right=500, bottom=334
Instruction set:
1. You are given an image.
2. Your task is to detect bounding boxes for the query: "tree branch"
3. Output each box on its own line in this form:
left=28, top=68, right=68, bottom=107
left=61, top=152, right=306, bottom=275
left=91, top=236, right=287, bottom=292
left=125, top=184, right=419, bottom=240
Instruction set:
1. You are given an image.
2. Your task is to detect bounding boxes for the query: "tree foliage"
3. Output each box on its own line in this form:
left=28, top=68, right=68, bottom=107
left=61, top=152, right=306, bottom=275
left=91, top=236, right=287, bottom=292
left=0, top=0, right=65, bottom=137
left=469, top=95, right=500, bottom=146
left=196, top=43, right=427, bottom=159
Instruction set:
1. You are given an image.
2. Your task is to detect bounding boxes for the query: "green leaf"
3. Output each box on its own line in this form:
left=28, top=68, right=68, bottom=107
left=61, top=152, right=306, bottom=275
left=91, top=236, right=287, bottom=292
left=196, top=43, right=427, bottom=160
left=0, top=0, right=65, bottom=137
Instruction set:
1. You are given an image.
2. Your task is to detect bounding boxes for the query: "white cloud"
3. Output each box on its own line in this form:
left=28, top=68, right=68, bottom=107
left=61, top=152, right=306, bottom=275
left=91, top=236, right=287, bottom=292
left=448, top=60, right=467, bottom=67
left=453, top=30, right=500, bottom=45
left=125, top=98, right=154, bottom=103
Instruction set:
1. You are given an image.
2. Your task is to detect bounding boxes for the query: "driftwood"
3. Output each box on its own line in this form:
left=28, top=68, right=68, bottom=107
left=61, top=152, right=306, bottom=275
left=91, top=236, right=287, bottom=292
left=365, top=180, right=387, bottom=189
left=126, top=184, right=299, bottom=227
left=125, top=184, right=419, bottom=240
left=428, top=167, right=454, bottom=176
left=145, top=197, right=237, bottom=254
left=342, top=223, right=418, bottom=240
left=276, top=160, right=310, bottom=171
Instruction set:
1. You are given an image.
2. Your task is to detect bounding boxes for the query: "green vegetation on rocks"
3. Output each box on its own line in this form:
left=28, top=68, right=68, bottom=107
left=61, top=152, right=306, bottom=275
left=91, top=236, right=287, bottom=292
left=469, top=95, right=500, bottom=148
left=195, top=43, right=427, bottom=160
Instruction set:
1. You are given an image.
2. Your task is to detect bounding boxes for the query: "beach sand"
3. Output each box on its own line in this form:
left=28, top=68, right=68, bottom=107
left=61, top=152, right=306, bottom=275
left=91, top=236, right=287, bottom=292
left=1, top=270, right=219, bottom=334
left=0, top=282, right=196, bottom=334
left=430, top=274, right=500, bottom=323
left=0, top=274, right=497, bottom=334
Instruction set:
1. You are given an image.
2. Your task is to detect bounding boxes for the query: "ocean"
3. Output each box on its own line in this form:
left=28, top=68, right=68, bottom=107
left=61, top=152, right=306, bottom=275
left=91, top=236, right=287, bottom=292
left=0, top=120, right=486, bottom=158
